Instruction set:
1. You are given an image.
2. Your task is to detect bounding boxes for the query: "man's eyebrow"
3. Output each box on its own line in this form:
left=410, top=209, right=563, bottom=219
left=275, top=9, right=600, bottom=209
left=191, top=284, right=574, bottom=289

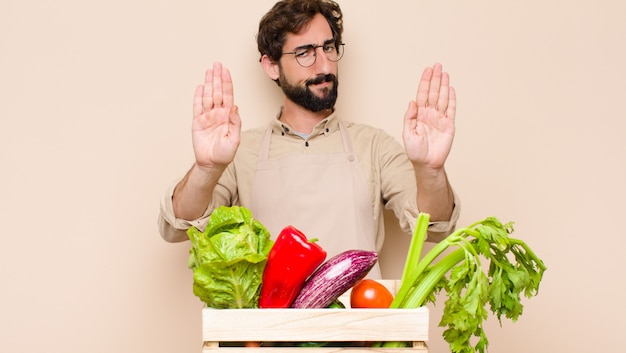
left=294, top=38, right=335, bottom=50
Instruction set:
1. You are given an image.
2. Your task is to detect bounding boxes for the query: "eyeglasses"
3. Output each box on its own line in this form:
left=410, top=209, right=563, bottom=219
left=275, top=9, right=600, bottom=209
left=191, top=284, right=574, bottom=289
left=282, top=43, right=345, bottom=67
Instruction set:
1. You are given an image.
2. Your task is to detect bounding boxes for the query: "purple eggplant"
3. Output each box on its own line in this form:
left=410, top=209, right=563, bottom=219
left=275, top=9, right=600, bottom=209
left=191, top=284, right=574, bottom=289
left=291, top=250, right=378, bottom=308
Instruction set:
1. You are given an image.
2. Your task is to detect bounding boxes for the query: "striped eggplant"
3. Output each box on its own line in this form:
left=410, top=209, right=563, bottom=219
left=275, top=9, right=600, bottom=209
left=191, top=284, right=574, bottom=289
left=291, top=250, right=378, bottom=308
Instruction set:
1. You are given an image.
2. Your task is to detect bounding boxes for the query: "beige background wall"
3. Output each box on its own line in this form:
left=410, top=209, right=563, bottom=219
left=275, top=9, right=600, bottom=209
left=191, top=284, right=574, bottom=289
left=2, top=0, right=625, bottom=352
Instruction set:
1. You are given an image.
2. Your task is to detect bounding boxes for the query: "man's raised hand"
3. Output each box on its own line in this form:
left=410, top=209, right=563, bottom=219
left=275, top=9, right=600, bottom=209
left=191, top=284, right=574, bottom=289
left=192, top=62, right=242, bottom=170
left=403, top=63, right=456, bottom=171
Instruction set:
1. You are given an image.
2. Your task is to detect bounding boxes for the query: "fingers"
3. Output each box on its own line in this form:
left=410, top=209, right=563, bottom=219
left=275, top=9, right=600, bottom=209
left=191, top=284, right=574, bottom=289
left=202, top=67, right=214, bottom=110
left=428, top=63, right=443, bottom=108
left=221, top=67, right=234, bottom=107
left=416, top=67, right=432, bottom=107
left=437, top=72, right=450, bottom=112
left=416, top=63, right=454, bottom=116
left=403, top=101, right=418, bottom=132
left=193, top=85, right=204, bottom=119
left=212, top=62, right=223, bottom=107
left=447, top=86, right=457, bottom=121
left=230, top=105, right=242, bottom=128
left=201, top=62, right=235, bottom=111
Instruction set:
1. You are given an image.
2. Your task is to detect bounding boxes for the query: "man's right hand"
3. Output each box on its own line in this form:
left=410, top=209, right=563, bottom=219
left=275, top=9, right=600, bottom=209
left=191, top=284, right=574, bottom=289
left=172, top=62, right=241, bottom=221
left=192, top=62, right=241, bottom=170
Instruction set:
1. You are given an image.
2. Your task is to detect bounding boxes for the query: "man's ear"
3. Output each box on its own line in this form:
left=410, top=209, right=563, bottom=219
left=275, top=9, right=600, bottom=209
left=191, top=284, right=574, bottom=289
left=261, top=55, right=280, bottom=81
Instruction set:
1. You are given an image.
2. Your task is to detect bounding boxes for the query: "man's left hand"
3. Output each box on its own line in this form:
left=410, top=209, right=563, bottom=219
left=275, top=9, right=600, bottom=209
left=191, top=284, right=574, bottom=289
left=403, top=63, right=456, bottom=171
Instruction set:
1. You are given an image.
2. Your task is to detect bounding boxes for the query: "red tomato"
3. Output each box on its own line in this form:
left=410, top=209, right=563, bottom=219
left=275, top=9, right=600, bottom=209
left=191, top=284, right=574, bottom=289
left=349, top=279, right=394, bottom=308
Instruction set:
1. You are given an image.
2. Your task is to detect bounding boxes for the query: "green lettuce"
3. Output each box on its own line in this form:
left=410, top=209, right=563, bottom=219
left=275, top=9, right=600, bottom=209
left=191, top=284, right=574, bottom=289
left=187, top=206, right=274, bottom=308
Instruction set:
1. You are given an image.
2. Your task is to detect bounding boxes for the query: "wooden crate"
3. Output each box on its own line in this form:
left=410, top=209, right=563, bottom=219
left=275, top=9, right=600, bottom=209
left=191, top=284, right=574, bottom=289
left=201, top=280, right=429, bottom=352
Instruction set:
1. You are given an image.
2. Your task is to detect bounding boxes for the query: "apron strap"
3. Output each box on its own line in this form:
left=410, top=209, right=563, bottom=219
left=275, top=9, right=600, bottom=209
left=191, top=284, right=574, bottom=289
left=258, top=126, right=273, bottom=162
left=337, top=120, right=354, bottom=155
left=259, top=119, right=354, bottom=161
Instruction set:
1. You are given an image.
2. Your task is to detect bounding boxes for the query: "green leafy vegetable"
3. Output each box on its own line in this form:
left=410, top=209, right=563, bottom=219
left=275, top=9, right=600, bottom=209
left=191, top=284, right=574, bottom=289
left=385, top=213, right=547, bottom=353
left=187, top=206, right=274, bottom=308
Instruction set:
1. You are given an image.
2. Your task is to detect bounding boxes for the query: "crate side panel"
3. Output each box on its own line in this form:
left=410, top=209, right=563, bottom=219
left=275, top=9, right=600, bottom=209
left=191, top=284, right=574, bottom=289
left=202, top=307, right=429, bottom=342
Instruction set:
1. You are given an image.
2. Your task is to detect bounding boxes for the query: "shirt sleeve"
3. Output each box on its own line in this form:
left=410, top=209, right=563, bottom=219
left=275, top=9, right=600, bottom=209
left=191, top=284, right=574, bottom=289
left=157, top=159, right=241, bottom=243
left=157, top=179, right=212, bottom=243
left=402, top=190, right=461, bottom=243
left=376, top=130, right=461, bottom=242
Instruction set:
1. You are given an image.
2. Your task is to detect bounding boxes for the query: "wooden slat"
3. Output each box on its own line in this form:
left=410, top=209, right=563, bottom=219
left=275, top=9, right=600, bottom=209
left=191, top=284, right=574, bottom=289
left=202, top=342, right=429, bottom=353
left=202, top=307, right=428, bottom=342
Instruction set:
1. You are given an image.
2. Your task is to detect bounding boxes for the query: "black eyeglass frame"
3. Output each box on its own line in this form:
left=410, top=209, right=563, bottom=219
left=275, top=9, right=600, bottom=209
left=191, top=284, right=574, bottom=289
left=281, top=43, right=345, bottom=67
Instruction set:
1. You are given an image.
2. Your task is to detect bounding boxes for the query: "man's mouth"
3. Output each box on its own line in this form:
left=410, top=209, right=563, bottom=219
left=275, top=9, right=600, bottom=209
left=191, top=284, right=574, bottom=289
left=312, top=81, right=332, bottom=89
left=307, top=74, right=335, bottom=86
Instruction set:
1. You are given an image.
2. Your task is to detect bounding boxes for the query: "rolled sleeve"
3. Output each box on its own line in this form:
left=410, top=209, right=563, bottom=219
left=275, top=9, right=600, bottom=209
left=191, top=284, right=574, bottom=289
left=157, top=180, right=212, bottom=243
left=426, top=190, right=461, bottom=242
left=402, top=189, right=461, bottom=243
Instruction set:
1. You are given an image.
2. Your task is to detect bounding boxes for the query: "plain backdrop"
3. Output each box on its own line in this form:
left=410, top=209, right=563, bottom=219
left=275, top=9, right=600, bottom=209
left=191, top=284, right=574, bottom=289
left=1, top=0, right=625, bottom=352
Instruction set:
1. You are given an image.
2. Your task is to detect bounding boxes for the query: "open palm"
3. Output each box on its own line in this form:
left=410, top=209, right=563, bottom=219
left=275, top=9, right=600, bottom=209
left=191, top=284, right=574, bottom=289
left=403, top=63, right=456, bottom=170
left=191, top=62, right=241, bottom=169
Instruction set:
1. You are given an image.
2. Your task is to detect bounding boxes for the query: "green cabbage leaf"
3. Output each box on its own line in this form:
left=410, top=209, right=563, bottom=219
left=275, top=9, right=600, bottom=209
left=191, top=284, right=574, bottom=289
left=187, top=206, right=274, bottom=308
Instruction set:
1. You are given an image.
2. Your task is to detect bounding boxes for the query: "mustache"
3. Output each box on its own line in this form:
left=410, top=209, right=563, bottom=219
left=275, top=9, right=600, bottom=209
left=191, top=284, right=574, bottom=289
left=306, top=74, right=337, bottom=86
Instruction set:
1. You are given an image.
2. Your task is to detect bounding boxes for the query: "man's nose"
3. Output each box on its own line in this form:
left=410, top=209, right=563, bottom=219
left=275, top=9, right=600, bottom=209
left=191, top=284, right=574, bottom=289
left=312, top=47, right=333, bottom=73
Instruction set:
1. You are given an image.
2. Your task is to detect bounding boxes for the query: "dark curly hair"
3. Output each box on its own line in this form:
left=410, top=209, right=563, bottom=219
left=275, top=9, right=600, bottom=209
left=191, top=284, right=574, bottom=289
left=257, top=0, right=343, bottom=63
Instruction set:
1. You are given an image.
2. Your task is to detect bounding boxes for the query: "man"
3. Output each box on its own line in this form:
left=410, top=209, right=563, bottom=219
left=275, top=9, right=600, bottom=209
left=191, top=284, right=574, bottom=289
left=158, top=0, right=460, bottom=278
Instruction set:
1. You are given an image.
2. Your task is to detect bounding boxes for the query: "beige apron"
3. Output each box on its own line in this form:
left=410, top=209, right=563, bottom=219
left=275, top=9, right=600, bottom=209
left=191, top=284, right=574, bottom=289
left=250, top=121, right=381, bottom=279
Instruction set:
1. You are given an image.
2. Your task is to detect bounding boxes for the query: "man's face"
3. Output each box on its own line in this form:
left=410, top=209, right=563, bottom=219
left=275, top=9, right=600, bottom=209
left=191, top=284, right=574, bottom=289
left=279, top=13, right=339, bottom=112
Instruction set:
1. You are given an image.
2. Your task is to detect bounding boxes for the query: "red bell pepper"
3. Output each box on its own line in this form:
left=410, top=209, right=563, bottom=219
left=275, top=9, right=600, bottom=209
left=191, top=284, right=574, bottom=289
left=258, top=225, right=327, bottom=308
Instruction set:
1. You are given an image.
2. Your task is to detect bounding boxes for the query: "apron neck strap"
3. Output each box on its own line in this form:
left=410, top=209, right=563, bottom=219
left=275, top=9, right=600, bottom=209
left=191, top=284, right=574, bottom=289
left=259, top=126, right=273, bottom=161
left=337, top=120, right=354, bottom=155
left=259, top=119, right=354, bottom=162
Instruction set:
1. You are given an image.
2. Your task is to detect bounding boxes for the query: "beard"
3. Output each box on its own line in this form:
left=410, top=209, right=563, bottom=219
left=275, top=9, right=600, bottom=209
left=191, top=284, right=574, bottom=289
left=278, top=70, right=339, bottom=112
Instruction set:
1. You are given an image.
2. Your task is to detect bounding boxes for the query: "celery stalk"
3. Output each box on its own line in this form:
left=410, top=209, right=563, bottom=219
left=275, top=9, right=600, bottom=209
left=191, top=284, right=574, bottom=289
left=382, top=214, right=547, bottom=353
left=396, top=248, right=465, bottom=308
left=399, top=213, right=430, bottom=283
left=395, top=213, right=430, bottom=304
left=391, top=234, right=452, bottom=308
